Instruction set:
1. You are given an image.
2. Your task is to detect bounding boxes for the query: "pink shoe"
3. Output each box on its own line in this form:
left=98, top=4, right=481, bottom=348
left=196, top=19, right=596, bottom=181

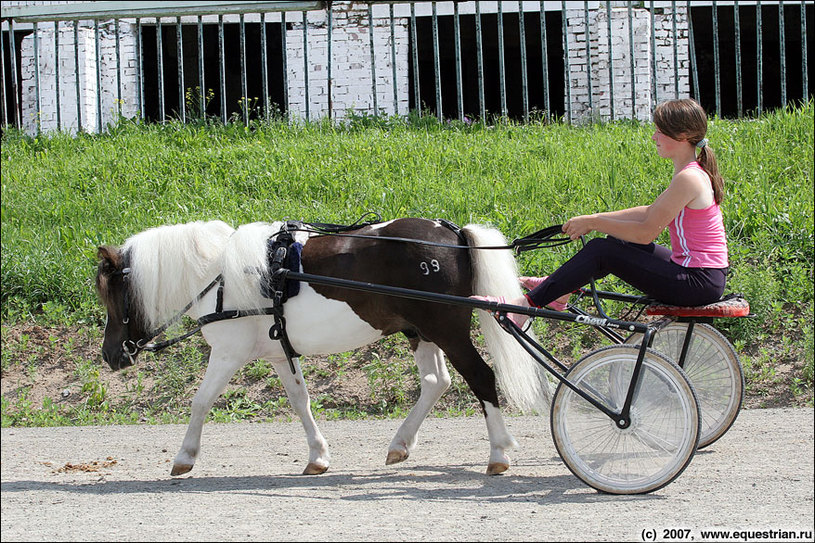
left=469, top=295, right=529, bottom=328
left=519, top=276, right=548, bottom=290
left=519, top=276, right=569, bottom=311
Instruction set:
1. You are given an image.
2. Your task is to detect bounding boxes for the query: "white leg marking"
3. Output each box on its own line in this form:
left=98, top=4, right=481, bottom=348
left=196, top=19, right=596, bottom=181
left=171, top=350, right=246, bottom=476
left=387, top=341, right=451, bottom=465
left=483, top=400, right=519, bottom=475
left=270, top=358, right=331, bottom=475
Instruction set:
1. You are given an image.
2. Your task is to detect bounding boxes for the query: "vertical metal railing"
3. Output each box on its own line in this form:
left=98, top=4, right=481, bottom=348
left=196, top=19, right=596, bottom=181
left=1, top=1, right=812, bottom=134
left=431, top=2, right=441, bottom=120
left=368, top=4, right=378, bottom=117
left=454, top=1, right=464, bottom=121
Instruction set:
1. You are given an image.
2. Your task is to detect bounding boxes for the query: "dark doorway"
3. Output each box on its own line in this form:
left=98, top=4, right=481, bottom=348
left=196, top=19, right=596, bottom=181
left=409, top=10, right=564, bottom=121
left=690, top=3, right=814, bottom=117
left=139, top=21, right=286, bottom=122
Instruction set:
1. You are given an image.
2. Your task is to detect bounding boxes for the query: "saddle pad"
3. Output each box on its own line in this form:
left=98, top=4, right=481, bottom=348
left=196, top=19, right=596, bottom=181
left=646, top=293, right=750, bottom=317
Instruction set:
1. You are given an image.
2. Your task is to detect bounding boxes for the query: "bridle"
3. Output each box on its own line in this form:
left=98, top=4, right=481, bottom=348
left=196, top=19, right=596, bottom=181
left=113, top=266, right=225, bottom=364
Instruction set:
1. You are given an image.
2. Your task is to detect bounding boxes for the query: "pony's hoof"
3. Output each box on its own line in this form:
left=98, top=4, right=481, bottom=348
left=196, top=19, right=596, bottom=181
left=302, top=462, right=329, bottom=475
left=486, top=462, right=509, bottom=475
left=170, top=464, right=193, bottom=476
left=386, top=449, right=409, bottom=465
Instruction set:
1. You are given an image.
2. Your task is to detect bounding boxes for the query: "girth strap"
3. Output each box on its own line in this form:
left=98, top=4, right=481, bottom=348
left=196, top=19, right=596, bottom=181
left=264, top=222, right=302, bottom=375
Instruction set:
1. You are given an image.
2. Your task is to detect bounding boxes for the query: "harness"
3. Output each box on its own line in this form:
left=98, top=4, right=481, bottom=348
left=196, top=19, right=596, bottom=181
left=114, top=218, right=570, bottom=370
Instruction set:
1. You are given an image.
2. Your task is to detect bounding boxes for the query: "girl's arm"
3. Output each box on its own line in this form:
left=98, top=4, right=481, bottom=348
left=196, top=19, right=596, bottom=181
left=563, top=170, right=705, bottom=243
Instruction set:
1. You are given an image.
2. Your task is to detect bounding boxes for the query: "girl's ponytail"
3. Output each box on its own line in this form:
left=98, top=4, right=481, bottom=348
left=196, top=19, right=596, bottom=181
left=695, top=140, right=724, bottom=205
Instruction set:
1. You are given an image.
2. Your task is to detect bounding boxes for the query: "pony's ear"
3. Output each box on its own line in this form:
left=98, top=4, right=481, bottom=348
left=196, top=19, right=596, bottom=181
left=97, top=246, right=120, bottom=274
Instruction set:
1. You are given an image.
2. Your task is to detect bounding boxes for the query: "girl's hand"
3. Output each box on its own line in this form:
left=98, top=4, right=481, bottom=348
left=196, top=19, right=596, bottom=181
left=563, top=215, right=595, bottom=240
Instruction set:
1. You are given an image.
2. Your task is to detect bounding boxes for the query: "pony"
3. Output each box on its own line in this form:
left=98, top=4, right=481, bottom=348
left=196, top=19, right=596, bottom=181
left=96, top=218, right=552, bottom=476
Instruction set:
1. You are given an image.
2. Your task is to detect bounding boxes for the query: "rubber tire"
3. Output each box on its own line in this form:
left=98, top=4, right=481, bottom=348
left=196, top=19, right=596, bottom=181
left=550, top=344, right=700, bottom=495
left=625, top=322, right=744, bottom=449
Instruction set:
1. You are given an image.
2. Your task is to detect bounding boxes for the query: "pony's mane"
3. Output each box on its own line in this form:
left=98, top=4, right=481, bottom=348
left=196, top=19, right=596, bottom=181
left=123, top=220, right=235, bottom=329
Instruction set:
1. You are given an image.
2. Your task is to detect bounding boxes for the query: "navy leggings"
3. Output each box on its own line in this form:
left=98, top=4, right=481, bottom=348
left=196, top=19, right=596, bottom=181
left=526, top=236, right=727, bottom=308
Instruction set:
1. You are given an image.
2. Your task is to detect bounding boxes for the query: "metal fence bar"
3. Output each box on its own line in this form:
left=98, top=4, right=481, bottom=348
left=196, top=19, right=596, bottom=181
left=240, top=14, right=248, bottom=125
left=410, top=3, right=420, bottom=111
left=672, top=0, right=679, bottom=98
left=432, top=1, right=442, bottom=120
left=606, top=1, right=614, bottom=120
left=519, top=0, right=529, bottom=122
left=454, top=1, right=464, bottom=121
left=218, top=15, right=226, bottom=123
left=539, top=0, right=550, bottom=119
left=302, top=10, right=309, bottom=122
left=0, top=29, right=6, bottom=128
left=74, top=20, right=82, bottom=131
left=390, top=4, right=398, bottom=115
left=628, top=1, right=635, bottom=120
left=115, top=19, right=122, bottom=117
left=368, top=3, right=378, bottom=117
left=476, top=1, right=485, bottom=120
left=261, top=13, right=269, bottom=120
left=8, top=19, right=20, bottom=127
left=33, top=21, right=41, bottom=133
left=177, top=17, right=186, bottom=123
left=803, top=0, right=809, bottom=99
left=198, top=16, right=205, bottom=118
left=687, top=0, right=700, bottom=100
left=779, top=0, right=787, bottom=106
left=650, top=1, right=657, bottom=107
left=327, top=6, right=333, bottom=119
left=157, top=18, right=165, bottom=122
left=54, top=21, right=61, bottom=129
left=712, top=0, right=721, bottom=116
left=757, top=0, right=763, bottom=114
left=498, top=1, right=507, bottom=118
left=735, top=1, right=743, bottom=117
left=281, top=11, right=288, bottom=121
left=136, top=18, right=144, bottom=120
left=582, top=1, right=591, bottom=118
left=94, top=20, right=102, bottom=132
left=563, top=0, right=571, bottom=123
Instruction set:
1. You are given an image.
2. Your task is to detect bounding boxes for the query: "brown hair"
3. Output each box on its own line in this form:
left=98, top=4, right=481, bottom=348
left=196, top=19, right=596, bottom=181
left=653, top=98, right=724, bottom=204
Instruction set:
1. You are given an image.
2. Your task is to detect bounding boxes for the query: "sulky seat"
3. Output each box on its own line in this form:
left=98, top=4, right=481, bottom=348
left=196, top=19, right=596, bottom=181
left=646, top=293, right=751, bottom=318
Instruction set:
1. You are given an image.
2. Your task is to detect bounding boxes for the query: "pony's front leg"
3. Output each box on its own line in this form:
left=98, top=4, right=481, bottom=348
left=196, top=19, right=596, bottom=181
left=171, top=350, right=246, bottom=476
left=270, top=358, right=330, bottom=475
left=386, top=341, right=450, bottom=465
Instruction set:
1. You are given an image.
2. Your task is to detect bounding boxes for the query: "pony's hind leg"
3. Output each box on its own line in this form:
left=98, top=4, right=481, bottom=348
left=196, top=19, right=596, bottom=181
left=435, top=336, right=518, bottom=475
left=386, top=340, right=451, bottom=465
left=270, top=358, right=330, bottom=475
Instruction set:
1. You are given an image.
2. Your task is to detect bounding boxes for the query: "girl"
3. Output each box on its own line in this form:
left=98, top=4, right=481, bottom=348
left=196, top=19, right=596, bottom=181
left=474, top=98, right=729, bottom=327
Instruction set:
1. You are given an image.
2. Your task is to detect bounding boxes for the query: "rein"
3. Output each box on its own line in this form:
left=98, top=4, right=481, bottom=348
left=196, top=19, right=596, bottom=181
left=115, top=221, right=572, bottom=361
left=284, top=222, right=571, bottom=255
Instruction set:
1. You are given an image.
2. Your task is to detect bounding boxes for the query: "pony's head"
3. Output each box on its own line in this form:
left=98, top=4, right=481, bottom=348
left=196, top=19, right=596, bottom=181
left=96, top=245, right=150, bottom=370
left=95, top=220, right=236, bottom=370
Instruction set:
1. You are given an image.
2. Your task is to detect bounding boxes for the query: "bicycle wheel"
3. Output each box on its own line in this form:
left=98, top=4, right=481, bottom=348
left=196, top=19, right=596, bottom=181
left=625, top=323, right=743, bottom=449
left=550, top=344, right=700, bottom=494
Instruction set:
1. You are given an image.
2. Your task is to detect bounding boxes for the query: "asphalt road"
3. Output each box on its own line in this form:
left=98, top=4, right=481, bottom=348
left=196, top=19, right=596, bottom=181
left=2, top=408, right=813, bottom=542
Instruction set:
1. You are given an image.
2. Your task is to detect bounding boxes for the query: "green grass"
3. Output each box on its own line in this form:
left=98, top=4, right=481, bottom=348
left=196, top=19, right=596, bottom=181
left=1, top=102, right=812, bottom=425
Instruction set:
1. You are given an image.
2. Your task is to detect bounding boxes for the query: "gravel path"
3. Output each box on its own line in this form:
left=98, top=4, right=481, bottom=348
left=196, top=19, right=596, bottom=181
left=2, top=408, right=813, bottom=542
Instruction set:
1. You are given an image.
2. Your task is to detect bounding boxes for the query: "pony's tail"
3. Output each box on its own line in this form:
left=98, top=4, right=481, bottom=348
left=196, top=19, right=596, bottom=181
left=462, top=224, right=553, bottom=414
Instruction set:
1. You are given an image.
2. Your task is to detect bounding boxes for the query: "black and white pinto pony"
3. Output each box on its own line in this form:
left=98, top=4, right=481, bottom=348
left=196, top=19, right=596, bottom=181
left=96, top=218, right=552, bottom=476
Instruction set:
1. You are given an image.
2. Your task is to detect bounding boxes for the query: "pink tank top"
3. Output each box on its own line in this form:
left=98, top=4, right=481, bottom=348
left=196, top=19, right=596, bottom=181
left=668, top=162, right=729, bottom=268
